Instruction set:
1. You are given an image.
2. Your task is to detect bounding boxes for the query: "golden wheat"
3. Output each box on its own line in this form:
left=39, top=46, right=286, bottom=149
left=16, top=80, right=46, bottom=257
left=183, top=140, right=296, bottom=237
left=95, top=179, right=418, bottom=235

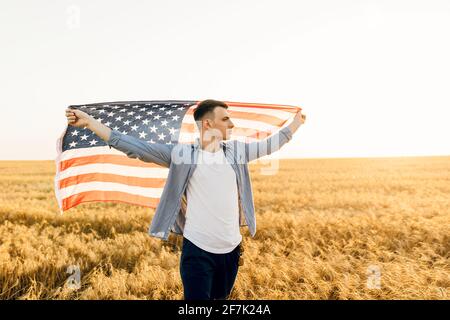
left=0, top=157, right=448, bottom=299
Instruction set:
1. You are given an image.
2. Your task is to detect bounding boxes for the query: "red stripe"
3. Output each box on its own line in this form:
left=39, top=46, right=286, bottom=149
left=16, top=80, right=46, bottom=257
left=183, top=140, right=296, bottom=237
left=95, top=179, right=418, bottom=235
left=62, top=190, right=160, bottom=211
left=180, top=123, right=272, bottom=138
left=59, top=172, right=166, bottom=189
left=195, top=100, right=301, bottom=111
left=185, top=108, right=287, bottom=126
left=60, top=154, right=161, bottom=171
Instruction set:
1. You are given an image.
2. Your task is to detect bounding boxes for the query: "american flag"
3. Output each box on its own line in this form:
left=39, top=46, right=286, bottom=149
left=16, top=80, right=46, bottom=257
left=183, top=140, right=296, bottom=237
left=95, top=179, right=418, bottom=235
left=54, top=100, right=300, bottom=213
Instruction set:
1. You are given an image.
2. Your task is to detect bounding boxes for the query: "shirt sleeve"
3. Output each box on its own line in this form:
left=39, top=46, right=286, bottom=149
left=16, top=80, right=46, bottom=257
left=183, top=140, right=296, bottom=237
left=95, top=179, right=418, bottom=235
left=106, top=129, right=174, bottom=168
left=240, top=126, right=293, bottom=162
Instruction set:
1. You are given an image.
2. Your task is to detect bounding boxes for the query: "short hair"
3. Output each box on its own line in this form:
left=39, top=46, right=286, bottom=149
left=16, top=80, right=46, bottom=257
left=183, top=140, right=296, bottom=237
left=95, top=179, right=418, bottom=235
left=193, top=99, right=228, bottom=122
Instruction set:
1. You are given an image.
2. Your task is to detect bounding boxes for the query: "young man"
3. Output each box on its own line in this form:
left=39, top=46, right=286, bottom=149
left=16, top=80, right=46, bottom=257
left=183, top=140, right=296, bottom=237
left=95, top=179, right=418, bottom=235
left=65, top=99, right=306, bottom=300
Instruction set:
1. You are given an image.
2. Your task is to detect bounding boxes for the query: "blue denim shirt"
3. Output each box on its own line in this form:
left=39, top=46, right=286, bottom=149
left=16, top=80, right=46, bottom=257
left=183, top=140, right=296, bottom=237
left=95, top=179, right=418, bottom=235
left=106, top=126, right=293, bottom=241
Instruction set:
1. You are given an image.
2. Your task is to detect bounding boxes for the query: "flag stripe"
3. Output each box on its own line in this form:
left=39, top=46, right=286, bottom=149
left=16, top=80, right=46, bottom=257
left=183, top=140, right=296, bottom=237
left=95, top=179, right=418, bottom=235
left=59, top=163, right=169, bottom=180
left=224, top=101, right=301, bottom=111
left=59, top=181, right=164, bottom=199
left=62, top=190, right=160, bottom=211
left=60, top=154, right=161, bottom=171
left=186, top=108, right=287, bottom=126
left=180, top=123, right=272, bottom=138
left=59, top=146, right=125, bottom=162
left=59, top=172, right=166, bottom=189
left=182, top=114, right=278, bottom=132
left=225, top=106, right=295, bottom=120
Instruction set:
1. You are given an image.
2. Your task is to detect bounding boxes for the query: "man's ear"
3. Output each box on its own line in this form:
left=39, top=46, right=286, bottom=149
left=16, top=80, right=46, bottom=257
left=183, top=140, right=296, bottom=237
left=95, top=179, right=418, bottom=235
left=204, top=118, right=213, bottom=129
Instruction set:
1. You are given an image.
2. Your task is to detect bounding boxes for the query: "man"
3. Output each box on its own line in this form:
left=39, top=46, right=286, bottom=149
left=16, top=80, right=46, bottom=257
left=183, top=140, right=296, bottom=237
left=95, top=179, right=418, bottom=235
left=65, top=99, right=306, bottom=300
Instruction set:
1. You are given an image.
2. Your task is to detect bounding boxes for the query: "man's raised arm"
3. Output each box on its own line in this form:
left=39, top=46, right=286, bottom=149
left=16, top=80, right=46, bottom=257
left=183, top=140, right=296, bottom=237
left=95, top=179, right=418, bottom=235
left=241, top=110, right=306, bottom=162
left=65, top=107, right=173, bottom=167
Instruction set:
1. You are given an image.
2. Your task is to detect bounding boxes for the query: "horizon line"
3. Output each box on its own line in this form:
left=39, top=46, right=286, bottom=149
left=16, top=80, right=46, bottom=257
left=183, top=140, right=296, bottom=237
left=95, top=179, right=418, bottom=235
left=1, top=154, right=449, bottom=162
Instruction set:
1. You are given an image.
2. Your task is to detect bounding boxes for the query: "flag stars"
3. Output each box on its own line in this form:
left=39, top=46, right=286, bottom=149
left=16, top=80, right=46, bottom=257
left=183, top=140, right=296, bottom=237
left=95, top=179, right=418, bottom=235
left=64, top=102, right=188, bottom=152
left=139, top=131, right=148, bottom=139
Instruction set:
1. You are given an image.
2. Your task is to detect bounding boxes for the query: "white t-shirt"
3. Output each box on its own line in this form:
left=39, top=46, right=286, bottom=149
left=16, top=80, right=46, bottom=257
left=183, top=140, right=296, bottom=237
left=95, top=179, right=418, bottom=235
left=183, top=147, right=242, bottom=254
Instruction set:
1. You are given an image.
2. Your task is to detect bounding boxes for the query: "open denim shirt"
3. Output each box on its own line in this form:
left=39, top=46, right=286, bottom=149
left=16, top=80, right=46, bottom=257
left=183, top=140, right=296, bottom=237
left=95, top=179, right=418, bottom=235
left=106, top=126, right=293, bottom=241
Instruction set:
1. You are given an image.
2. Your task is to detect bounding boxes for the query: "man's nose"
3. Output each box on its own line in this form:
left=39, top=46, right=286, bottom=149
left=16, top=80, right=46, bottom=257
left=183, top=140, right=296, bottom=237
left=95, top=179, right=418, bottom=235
left=229, top=121, right=234, bottom=129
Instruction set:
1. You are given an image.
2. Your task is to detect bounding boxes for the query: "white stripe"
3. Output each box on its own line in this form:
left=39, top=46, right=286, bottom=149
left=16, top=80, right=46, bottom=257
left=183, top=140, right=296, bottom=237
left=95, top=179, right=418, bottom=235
left=58, top=163, right=169, bottom=180
left=60, top=146, right=125, bottom=161
left=227, top=106, right=293, bottom=121
left=59, top=181, right=163, bottom=199
left=182, top=115, right=278, bottom=132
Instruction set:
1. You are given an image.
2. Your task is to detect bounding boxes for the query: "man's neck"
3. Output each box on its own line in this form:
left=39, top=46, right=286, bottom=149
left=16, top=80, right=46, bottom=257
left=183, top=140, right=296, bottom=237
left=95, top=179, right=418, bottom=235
left=200, top=136, right=221, bottom=152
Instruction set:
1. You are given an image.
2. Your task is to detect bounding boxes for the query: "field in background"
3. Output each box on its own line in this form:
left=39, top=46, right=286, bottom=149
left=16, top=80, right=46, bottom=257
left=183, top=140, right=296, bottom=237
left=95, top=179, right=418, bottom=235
left=0, top=157, right=448, bottom=299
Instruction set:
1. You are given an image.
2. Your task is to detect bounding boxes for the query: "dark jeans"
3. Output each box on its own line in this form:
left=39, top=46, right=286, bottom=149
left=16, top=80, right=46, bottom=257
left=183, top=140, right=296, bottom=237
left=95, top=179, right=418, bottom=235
left=180, top=236, right=241, bottom=300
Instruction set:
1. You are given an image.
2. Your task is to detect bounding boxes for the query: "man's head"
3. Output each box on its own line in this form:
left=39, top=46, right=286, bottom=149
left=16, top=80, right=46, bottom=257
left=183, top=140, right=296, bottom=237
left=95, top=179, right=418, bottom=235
left=193, top=99, right=235, bottom=141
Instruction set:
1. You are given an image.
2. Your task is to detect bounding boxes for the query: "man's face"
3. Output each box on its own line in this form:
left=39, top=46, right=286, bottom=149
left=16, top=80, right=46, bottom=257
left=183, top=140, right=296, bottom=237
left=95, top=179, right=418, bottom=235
left=203, top=107, right=235, bottom=141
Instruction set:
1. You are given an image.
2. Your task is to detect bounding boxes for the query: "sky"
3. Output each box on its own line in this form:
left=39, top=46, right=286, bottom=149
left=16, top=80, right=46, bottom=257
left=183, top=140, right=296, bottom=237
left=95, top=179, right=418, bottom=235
left=0, top=0, right=449, bottom=160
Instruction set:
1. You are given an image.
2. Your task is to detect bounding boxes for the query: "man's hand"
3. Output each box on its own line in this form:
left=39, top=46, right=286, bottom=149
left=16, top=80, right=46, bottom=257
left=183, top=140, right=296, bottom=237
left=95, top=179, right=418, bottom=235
left=65, top=108, right=92, bottom=128
left=287, top=109, right=306, bottom=135
left=65, top=107, right=112, bottom=142
left=294, top=109, right=306, bottom=125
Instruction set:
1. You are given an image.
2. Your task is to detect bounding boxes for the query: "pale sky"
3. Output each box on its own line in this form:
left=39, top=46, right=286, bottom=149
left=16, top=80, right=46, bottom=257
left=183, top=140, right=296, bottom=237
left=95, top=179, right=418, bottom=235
left=1, top=0, right=449, bottom=160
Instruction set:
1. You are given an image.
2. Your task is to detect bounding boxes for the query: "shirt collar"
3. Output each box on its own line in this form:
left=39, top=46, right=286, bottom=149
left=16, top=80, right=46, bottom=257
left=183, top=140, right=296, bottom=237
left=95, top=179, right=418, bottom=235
left=192, top=137, right=225, bottom=151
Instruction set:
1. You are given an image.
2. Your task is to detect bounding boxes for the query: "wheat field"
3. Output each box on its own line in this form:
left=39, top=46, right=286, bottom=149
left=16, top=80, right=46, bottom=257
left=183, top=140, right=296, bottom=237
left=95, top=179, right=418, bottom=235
left=0, top=157, right=448, bottom=299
